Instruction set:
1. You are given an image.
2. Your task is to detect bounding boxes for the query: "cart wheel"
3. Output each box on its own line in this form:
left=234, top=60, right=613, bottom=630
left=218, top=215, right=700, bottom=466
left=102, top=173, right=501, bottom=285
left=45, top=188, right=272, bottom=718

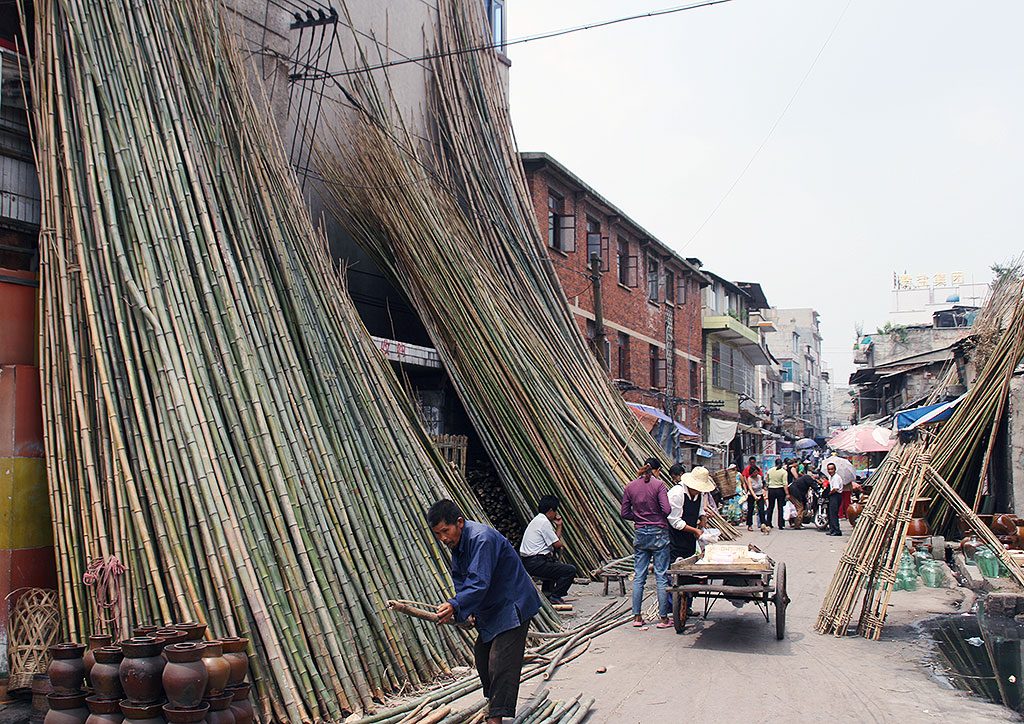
left=673, top=591, right=687, bottom=634
left=774, top=562, right=788, bottom=641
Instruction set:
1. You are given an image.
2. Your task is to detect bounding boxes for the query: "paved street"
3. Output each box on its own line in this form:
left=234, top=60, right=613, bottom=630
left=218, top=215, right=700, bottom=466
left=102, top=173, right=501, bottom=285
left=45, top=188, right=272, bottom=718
left=528, top=522, right=1018, bottom=723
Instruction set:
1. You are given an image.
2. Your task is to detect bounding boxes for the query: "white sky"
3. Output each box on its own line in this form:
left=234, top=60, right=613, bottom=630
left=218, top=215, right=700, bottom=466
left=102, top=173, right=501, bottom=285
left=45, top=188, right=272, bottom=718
left=507, top=0, right=1024, bottom=385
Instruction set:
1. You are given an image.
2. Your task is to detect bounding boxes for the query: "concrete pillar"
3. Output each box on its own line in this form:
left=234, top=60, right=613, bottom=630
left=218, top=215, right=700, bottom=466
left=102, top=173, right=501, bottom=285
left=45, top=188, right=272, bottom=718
left=1008, top=375, right=1024, bottom=516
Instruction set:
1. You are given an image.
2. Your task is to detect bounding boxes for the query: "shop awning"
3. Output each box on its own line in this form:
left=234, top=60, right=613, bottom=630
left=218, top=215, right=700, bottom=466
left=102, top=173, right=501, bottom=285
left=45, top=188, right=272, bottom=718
left=895, top=395, right=965, bottom=430
left=625, top=402, right=698, bottom=437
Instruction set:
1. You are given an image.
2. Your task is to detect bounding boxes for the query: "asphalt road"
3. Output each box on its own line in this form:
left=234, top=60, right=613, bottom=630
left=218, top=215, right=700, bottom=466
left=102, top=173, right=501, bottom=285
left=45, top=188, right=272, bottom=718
left=529, top=520, right=1018, bottom=723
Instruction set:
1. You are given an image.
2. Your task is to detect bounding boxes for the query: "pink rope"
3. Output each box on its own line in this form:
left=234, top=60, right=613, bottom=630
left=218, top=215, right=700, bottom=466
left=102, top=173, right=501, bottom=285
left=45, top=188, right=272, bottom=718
left=83, top=556, right=127, bottom=637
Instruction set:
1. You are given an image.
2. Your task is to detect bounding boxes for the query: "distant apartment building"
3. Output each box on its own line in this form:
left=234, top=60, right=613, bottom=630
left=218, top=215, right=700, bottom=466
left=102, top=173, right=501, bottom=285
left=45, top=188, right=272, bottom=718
left=698, top=273, right=777, bottom=463
left=520, top=152, right=709, bottom=434
left=761, top=308, right=827, bottom=438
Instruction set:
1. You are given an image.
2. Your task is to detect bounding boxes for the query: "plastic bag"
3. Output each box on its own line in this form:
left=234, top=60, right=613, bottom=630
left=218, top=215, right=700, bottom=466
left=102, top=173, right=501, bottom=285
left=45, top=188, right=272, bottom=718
left=783, top=501, right=797, bottom=521
left=699, top=528, right=721, bottom=545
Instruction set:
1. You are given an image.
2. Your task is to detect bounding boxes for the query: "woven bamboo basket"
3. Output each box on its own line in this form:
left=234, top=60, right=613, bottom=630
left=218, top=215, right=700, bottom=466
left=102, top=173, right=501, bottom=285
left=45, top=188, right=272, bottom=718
left=8, top=589, right=60, bottom=693
left=713, top=469, right=738, bottom=498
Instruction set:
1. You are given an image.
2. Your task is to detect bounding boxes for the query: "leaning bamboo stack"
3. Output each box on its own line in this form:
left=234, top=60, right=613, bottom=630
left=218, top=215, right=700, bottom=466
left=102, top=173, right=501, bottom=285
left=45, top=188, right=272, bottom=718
left=318, top=0, right=710, bottom=571
left=817, top=266, right=1024, bottom=639
left=27, top=0, right=562, bottom=718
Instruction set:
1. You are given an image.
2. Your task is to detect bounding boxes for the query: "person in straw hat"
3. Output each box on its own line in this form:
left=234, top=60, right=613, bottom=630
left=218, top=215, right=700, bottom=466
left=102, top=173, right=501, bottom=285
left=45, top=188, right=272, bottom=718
left=667, top=465, right=716, bottom=563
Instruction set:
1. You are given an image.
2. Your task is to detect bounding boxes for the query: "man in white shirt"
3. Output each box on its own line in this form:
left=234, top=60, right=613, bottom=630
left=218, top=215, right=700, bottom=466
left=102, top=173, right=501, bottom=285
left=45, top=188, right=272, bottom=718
left=826, top=462, right=844, bottom=537
left=519, top=495, right=578, bottom=604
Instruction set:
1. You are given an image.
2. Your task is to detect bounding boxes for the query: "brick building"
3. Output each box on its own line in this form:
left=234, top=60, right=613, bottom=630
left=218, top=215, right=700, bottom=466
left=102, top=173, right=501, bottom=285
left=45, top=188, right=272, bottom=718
left=520, top=152, right=709, bottom=436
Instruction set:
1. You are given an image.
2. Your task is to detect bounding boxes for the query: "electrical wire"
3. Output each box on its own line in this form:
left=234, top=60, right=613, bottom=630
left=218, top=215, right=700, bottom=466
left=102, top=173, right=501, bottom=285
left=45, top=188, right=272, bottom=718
left=299, top=0, right=737, bottom=80
left=680, top=0, right=853, bottom=251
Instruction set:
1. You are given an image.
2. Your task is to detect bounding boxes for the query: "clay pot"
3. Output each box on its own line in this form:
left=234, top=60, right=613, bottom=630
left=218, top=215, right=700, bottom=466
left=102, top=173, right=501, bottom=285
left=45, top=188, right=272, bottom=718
left=960, top=535, right=982, bottom=562
left=846, top=502, right=864, bottom=526
left=90, top=648, right=125, bottom=701
left=84, top=636, right=113, bottom=688
left=907, top=518, right=930, bottom=537
left=217, top=639, right=247, bottom=688
left=162, top=644, right=208, bottom=709
left=85, top=696, right=124, bottom=724
left=119, top=638, right=164, bottom=705
left=226, top=684, right=252, bottom=724
left=33, top=673, right=54, bottom=717
left=44, top=693, right=89, bottom=724
left=200, top=643, right=229, bottom=698
left=154, top=630, right=189, bottom=651
left=161, top=704, right=209, bottom=724
left=203, top=693, right=234, bottom=724
left=170, top=624, right=207, bottom=644
left=993, top=514, right=1016, bottom=536
left=119, top=701, right=165, bottom=724
left=48, top=644, right=87, bottom=695
left=132, top=626, right=159, bottom=639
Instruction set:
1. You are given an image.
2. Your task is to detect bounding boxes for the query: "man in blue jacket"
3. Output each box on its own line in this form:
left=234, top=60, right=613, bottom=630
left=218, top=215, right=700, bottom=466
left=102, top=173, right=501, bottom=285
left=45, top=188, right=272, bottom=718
left=429, top=499, right=541, bottom=723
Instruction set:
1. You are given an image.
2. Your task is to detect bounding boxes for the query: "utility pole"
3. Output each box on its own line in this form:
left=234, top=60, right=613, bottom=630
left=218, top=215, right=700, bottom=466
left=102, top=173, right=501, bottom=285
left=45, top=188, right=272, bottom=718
left=590, top=253, right=609, bottom=372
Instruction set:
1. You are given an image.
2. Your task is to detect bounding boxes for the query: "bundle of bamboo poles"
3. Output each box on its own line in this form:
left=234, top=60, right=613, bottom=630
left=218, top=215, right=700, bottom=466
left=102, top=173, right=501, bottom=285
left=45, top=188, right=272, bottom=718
left=817, top=267, right=1024, bottom=639
left=360, top=600, right=633, bottom=723
left=26, top=0, right=570, bottom=718
left=317, top=0, right=719, bottom=572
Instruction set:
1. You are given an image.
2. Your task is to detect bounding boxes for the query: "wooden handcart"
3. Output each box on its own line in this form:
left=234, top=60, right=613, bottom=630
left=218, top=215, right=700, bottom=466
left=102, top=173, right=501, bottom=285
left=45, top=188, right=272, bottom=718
left=668, top=544, right=789, bottom=639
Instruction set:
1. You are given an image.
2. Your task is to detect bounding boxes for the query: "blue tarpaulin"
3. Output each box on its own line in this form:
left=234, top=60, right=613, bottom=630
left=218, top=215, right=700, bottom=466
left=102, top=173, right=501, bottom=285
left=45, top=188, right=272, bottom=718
left=895, top=395, right=965, bottom=430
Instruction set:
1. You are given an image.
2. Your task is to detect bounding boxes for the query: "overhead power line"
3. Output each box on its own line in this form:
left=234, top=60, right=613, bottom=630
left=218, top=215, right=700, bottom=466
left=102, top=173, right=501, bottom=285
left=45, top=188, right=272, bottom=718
left=303, top=0, right=737, bottom=80
left=679, top=0, right=853, bottom=251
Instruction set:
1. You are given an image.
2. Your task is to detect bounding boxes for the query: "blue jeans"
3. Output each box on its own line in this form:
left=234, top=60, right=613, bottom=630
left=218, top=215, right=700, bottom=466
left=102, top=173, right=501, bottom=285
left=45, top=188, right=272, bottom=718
left=632, top=526, right=671, bottom=618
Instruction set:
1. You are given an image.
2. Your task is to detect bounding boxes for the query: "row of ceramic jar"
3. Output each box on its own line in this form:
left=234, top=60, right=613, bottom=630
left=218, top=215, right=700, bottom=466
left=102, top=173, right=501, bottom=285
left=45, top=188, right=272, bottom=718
left=44, top=685, right=253, bottom=724
left=45, top=622, right=253, bottom=724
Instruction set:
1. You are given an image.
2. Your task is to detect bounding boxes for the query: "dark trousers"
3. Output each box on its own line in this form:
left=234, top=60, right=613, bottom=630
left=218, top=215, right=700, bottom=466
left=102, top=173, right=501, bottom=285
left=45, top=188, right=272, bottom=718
left=473, top=618, right=531, bottom=718
left=746, top=494, right=766, bottom=527
left=521, top=555, right=577, bottom=597
left=827, top=492, right=842, bottom=534
left=767, top=488, right=786, bottom=528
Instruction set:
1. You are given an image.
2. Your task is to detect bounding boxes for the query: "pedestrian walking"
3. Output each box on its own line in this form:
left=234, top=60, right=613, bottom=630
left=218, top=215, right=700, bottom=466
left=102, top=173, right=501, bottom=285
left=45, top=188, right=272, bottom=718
left=766, top=458, right=788, bottom=529
left=519, top=495, right=578, bottom=605
left=826, top=462, right=844, bottom=536
left=621, top=457, right=672, bottom=629
left=428, top=500, right=541, bottom=723
left=742, top=456, right=767, bottom=532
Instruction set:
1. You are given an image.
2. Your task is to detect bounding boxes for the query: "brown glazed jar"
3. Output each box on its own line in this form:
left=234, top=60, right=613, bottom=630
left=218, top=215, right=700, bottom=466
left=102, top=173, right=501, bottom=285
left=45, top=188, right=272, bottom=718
left=32, top=673, right=54, bottom=716
left=85, top=696, right=124, bottom=724
left=170, top=623, right=207, bottom=643
left=907, top=517, right=930, bottom=537
left=203, top=693, right=234, bottom=724
left=119, top=638, right=164, bottom=704
left=44, top=693, right=89, bottom=724
left=89, top=648, right=125, bottom=701
left=217, top=640, right=247, bottom=688
left=226, top=684, right=252, bottom=724
left=119, top=701, right=165, bottom=724
left=132, top=626, right=159, bottom=639
left=161, top=704, right=209, bottom=724
left=48, top=644, right=87, bottom=694
left=154, top=630, right=189, bottom=652
left=162, top=644, right=208, bottom=709
left=84, top=636, right=113, bottom=687
left=199, top=643, right=229, bottom=698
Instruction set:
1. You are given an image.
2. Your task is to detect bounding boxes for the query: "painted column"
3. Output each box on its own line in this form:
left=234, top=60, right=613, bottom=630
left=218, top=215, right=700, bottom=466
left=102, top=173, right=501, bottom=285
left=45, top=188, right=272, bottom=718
left=0, top=269, right=56, bottom=676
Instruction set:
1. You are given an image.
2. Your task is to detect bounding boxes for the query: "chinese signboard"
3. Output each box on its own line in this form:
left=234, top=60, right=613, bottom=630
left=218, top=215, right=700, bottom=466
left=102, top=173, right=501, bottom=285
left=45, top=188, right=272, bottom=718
left=893, top=271, right=965, bottom=290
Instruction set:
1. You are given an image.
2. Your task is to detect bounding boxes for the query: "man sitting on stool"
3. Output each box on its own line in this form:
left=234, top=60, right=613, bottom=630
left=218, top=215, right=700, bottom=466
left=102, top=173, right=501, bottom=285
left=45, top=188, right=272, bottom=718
left=519, top=495, right=578, bottom=605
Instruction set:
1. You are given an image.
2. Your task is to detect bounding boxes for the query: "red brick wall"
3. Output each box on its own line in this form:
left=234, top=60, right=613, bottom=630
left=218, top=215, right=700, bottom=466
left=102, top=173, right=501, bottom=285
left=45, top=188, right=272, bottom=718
left=523, top=163, right=704, bottom=431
